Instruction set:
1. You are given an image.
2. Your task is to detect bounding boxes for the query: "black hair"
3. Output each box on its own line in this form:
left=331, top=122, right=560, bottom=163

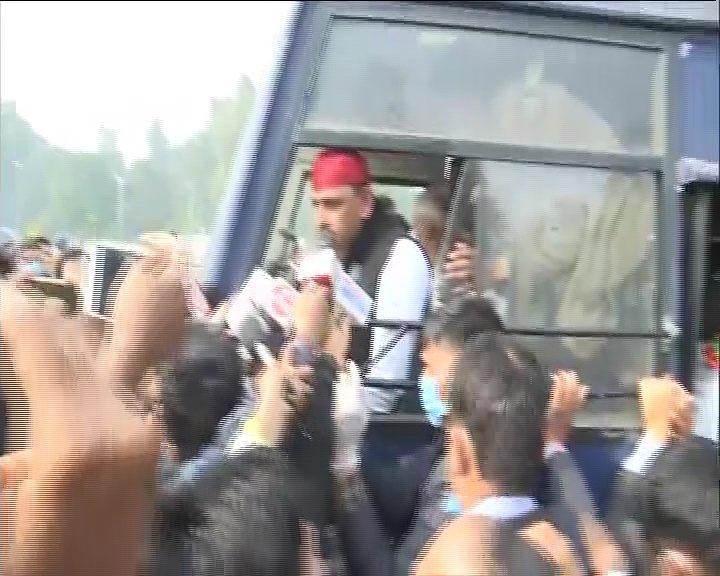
left=149, top=447, right=301, bottom=576
left=413, top=182, right=453, bottom=241
left=20, top=235, right=50, bottom=250
left=162, top=323, right=244, bottom=462
left=424, top=294, right=505, bottom=348
left=645, top=437, right=720, bottom=573
left=449, top=332, right=550, bottom=495
left=0, top=243, right=16, bottom=277
left=417, top=181, right=452, bottom=217
left=375, top=194, right=397, bottom=213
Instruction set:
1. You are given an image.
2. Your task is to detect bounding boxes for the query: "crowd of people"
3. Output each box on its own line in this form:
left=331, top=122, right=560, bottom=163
left=0, top=148, right=718, bottom=576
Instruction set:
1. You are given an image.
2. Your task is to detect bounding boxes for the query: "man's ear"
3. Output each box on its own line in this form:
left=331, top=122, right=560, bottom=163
left=358, top=186, right=374, bottom=220
left=448, top=423, right=475, bottom=481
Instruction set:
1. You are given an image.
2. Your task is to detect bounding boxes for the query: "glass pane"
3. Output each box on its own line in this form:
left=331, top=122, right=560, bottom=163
left=307, top=20, right=665, bottom=154
left=458, top=160, right=658, bottom=334
left=515, top=334, right=655, bottom=397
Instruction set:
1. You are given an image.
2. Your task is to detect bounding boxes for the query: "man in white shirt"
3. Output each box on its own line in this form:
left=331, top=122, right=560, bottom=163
left=309, top=148, right=432, bottom=414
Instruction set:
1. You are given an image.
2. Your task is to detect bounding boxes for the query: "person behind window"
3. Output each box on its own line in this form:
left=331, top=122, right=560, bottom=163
left=411, top=182, right=452, bottom=268
left=308, top=148, right=432, bottom=414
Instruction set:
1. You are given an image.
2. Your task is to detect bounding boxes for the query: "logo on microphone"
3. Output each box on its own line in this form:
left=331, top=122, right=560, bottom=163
left=269, top=282, right=296, bottom=325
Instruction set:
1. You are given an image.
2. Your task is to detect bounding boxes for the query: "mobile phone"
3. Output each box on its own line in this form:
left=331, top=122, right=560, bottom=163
left=83, top=242, right=144, bottom=319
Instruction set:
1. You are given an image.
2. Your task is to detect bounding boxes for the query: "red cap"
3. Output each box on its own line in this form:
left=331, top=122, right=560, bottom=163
left=311, top=148, right=370, bottom=191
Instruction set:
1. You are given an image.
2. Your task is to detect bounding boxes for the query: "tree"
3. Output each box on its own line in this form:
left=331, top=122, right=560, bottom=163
left=0, top=75, right=256, bottom=242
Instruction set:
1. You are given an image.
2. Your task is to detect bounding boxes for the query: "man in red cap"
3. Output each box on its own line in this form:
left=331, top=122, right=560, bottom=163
left=310, top=148, right=432, bottom=414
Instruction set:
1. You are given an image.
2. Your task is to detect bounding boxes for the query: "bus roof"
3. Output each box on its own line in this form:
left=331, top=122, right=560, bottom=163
left=419, top=1, right=720, bottom=30
left=678, top=158, right=720, bottom=187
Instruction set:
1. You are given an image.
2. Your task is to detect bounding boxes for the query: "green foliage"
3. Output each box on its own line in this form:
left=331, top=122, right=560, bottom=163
left=0, top=77, right=255, bottom=242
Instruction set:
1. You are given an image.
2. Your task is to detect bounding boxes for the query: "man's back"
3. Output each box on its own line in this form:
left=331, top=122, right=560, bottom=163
left=414, top=512, right=566, bottom=576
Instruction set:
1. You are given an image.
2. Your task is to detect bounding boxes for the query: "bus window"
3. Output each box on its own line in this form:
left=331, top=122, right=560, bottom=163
left=305, top=19, right=666, bottom=155
left=453, top=159, right=658, bottom=398
left=262, top=146, right=442, bottom=266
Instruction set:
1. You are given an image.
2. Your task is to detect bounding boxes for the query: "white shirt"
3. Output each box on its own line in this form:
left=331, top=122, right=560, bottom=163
left=364, top=237, right=432, bottom=414
left=622, top=433, right=666, bottom=475
left=468, top=495, right=539, bottom=520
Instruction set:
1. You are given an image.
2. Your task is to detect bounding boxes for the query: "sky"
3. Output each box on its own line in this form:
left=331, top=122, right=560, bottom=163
left=0, top=0, right=296, bottom=163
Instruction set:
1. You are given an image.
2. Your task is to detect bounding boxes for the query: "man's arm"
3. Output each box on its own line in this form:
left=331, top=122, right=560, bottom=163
left=334, top=466, right=397, bottom=576
left=393, top=457, right=452, bottom=576
left=605, top=376, right=694, bottom=576
left=365, top=238, right=431, bottom=414
left=363, top=435, right=443, bottom=535
left=284, top=353, right=337, bottom=529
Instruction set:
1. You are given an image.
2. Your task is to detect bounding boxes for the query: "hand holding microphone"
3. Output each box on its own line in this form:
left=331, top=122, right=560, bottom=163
left=296, top=233, right=372, bottom=327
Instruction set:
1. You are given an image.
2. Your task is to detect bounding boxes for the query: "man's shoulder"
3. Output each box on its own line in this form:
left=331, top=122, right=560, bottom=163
left=384, top=236, right=432, bottom=271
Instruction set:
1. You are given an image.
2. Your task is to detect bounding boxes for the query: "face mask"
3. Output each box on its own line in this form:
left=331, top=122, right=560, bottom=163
left=444, top=493, right=463, bottom=516
left=23, top=260, right=46, bottom=276
left=419, top=373, right=448, bottom=428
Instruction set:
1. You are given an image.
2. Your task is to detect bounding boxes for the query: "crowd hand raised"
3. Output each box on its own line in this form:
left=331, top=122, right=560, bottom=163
left=521, top=521, right=583, bottom=576
left=0, top=283, right=162, bottom=576
left=332, top=359, right=368, bottom=474
left=545, top=370, right=589, bottom=447
left=254, top=346, right=314, bottom=447
left=104, top=251, right=188, bottom=390
left=638, top=376, right=694, bottom=444
left=579, top=513, right=629, bottom=576
left=293, top=281, right=332, bottom=346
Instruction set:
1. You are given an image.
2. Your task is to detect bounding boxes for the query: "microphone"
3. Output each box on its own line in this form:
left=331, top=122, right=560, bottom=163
left=296, top=232, right=372, bottom=326
left=225, top=268, right=299, bottom=360
left=296, top=230, right=336, bottom=289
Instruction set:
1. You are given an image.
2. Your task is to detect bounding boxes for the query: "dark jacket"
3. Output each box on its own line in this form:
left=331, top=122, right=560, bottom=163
left=337, top=445, right=452, bottom=576
left=344, top=205, right=424, bottom=379
left=284, top=353, right=338, bottom=529
left=337, top=447, right=590, bottom=576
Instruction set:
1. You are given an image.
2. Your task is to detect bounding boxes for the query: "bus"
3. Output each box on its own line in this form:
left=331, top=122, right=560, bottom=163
left=202, top=1, right=719, bottom=510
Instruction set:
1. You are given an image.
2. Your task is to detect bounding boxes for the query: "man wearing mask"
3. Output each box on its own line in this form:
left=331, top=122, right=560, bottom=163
left=414, top=332, right=580, bottom=576
left=18, top=236, right=55, bottom=277
left=309, top=148, right=432, bottom=414
left=332, top=295, right=504, bottom=576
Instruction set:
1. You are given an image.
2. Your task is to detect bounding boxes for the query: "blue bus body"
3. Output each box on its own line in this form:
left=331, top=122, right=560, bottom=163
left=204, top=1, right=719, bottom=511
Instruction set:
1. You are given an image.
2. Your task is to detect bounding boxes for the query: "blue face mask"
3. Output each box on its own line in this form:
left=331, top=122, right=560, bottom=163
left=444, top=493, right=463, bottom=516
left=419, top=373, right=448, bottom=428
left=23, top=260, right=47, bottom=276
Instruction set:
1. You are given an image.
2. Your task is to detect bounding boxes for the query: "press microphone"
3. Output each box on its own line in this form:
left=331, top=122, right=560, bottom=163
left=296, top=230, right=336, bottom=289
left=296, top=232, right=372, bottom=326
left=225, top=268, right=299, bottom=361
